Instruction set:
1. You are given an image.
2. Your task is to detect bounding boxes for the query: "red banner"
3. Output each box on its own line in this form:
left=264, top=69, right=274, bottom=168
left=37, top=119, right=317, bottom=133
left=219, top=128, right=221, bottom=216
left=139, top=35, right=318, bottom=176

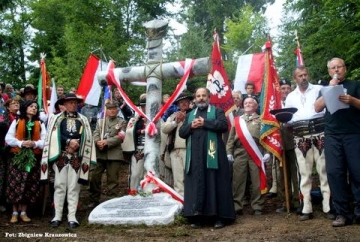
left=207, top=32, right=234, bottom=115
left=37, top=57, right=48, bottom=114
left=259, top=41, right=283, bottom=163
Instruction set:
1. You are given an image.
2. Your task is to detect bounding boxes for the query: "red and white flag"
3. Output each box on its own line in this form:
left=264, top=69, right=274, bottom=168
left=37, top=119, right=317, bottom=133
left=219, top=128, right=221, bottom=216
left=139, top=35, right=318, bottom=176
left=77, top=54, right=107, bottom=106
left=234, top=53, right=265, bottom=95
left=294, top=46, right=305, bottom=67
left=206, top=32, right=234, bottom=122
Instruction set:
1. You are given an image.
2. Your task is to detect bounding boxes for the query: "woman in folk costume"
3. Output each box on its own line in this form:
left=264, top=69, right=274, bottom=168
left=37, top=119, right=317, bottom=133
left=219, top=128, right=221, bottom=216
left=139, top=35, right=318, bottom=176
left=5, top=100, right=46, bottom=223
left=40, top=93, right=96, bottom=229
left=0, top=99, right=19, bottom=212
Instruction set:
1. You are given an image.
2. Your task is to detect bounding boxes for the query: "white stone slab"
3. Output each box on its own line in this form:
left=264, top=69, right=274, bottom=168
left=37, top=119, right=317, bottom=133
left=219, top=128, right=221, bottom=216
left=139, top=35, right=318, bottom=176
left=88, top=193, right=183, bottom=225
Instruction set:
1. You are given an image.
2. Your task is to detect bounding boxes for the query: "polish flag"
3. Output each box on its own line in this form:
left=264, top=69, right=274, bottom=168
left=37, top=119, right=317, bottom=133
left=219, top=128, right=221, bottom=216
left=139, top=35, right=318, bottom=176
left=77, top=54, right=108, bottom=106
left=233, top=53, right=265, bottom=95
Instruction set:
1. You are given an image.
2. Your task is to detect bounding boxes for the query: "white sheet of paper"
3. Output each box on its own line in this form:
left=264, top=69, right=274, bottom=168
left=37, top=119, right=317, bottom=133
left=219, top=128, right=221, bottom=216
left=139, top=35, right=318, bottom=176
left=321, top=85, right=349, bottom=114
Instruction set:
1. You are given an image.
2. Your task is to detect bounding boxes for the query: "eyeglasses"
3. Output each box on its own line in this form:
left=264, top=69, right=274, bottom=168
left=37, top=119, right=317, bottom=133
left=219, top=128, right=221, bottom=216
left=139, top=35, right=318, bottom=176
left=10, top=102, right=19, bottom=105
left=328, top=65, right=344, bottom=70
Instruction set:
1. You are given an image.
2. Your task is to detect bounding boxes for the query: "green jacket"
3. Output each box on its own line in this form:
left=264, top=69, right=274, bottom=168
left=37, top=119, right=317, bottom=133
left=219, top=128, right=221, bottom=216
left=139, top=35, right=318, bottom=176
left=93, top=117, right=126, bottom=161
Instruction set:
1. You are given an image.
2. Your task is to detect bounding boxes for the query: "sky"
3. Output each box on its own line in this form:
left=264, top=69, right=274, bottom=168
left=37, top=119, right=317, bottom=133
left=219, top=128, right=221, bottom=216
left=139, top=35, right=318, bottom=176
left=264, top=0, right=285, bottom=38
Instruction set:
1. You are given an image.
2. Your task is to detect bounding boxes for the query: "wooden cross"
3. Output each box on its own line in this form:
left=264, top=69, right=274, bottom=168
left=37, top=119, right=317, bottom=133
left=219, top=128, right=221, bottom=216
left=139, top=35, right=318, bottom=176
left=98, top=19, right=210, bottom=176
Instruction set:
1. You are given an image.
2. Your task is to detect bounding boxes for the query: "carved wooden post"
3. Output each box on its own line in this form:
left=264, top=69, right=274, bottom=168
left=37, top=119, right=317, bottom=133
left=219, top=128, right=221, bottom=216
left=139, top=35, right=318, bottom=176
left=142, top=20, right=168, bottom=175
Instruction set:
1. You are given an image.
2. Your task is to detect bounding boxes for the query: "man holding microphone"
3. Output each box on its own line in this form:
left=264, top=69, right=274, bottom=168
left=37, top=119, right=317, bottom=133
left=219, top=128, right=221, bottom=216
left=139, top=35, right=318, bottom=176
left=315, top=58, right=360, bottom=227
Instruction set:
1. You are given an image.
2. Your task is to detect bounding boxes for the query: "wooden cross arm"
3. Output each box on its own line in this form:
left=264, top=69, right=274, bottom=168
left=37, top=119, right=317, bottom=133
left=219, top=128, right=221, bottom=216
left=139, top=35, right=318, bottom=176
left=98, top=57, right=210, bottom=86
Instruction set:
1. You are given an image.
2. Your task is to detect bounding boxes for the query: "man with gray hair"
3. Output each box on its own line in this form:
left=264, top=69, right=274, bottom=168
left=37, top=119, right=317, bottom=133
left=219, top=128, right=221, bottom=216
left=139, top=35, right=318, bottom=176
left=5, top=84, right=15, bottom=98
left=232, top=90, right=244, bottom=117
left=227, top=96, right=270, bottom=216
left=315, top=57, right=360, bottom=227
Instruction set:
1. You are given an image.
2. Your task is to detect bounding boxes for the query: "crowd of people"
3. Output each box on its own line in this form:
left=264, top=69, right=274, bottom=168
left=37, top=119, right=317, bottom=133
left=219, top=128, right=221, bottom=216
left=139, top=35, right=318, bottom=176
left=0, top=57, right=359, bottom=230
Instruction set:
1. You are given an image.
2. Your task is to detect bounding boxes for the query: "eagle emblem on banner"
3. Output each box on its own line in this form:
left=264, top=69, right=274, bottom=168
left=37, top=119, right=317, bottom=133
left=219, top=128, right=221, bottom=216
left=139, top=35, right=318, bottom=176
left=207, top=71, right=229, bottom=99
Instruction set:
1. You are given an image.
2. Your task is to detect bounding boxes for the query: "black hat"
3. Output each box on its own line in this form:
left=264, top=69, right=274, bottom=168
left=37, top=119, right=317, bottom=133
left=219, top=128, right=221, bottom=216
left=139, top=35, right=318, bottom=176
left=56, top=93, right=83, bottom=105
left=21, top=86, right=37, bottom=97
left=138, top=97, right=146, bottom=106
left=270, top=107, right=298, bottom=123
left=54, top=98, right=62, bottom=111
left=174, top=92, right=192, bottom=105
left=280, top=79, right=291, bottom=86
left=105, top=100, right=119, bottom=108
left=242, top=95, right=259, bottom=106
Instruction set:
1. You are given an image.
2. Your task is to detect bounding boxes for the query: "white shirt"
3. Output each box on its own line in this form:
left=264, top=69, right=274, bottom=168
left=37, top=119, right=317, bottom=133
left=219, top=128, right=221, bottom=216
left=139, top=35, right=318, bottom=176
left=285, top=83, right=325, bottom=122
left=5, top=119, right=47, bottom=149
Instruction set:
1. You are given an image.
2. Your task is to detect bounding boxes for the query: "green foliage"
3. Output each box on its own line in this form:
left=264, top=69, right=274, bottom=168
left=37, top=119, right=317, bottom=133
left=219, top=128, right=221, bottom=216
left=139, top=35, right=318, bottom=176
left=176, top=19, right=211, bottom=60
left=224, top=5, right=267, bottom=54
left=164, top=19, right=211, bottom=93
left=12, top=147, right=37, bottom=172
left=277, top=0, right=360, bottom=82
left=171, top=227, right=189, bottom=237
left=0, top=0, right=13, bottom=11
left=0, top=0, right=32, bottom=88
left=177, top=0, right=274, bottom=89
left=4, top=0, right=360, bottom=105
left=223, top=5, right=269, bottom=80
left=29, top=0, right=130, bottom=91
left=172, top=214, right=187, bottom=225
left=26, top=0, right=174, bottom=101
left=181, top=0, right=274, bottom=45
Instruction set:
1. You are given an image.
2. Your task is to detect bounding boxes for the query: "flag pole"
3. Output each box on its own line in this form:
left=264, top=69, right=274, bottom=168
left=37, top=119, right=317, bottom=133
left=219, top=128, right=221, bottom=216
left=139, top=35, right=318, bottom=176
left=100, top=83, right=111, bottom=141
left=295, top=30, right=300, bottom=48
left=281, top=132, right=291, bottom=213
left=261, top=37, right=291, bottom=212
left=268, top=33, right=291, bottom=213
left=92, top=50, right=111, bottom=141
left=240, top=43, right=256, bottom=56
left=294, top=30, right=305, bottom=67
left=270, top=35, right=291, bottom=213
left=100, top=58, right=113, bottom=141
left=100, top=95, right=107, bottom=141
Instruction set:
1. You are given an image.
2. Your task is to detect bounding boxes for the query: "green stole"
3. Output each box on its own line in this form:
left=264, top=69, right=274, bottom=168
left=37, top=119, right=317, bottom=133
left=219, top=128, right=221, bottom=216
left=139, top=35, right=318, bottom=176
left=185, top=105, right=218, bottom=174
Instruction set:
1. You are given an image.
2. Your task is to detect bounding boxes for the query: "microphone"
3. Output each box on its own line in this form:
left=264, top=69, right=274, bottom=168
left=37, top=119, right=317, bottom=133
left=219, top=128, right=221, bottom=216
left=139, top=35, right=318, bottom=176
left=333, top=74, right=338, bottom=80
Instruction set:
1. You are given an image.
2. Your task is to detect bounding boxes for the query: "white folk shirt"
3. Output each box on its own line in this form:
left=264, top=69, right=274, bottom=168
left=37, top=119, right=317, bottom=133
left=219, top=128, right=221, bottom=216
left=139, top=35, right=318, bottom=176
left=285, top=83, right=325, bottom=122
left=5, top=119, right=46, bottom=149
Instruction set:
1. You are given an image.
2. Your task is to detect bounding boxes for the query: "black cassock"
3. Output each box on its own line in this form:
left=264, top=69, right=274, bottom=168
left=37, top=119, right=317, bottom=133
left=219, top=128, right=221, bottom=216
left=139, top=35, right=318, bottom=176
left=179, top=106, right=236, bottom=222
